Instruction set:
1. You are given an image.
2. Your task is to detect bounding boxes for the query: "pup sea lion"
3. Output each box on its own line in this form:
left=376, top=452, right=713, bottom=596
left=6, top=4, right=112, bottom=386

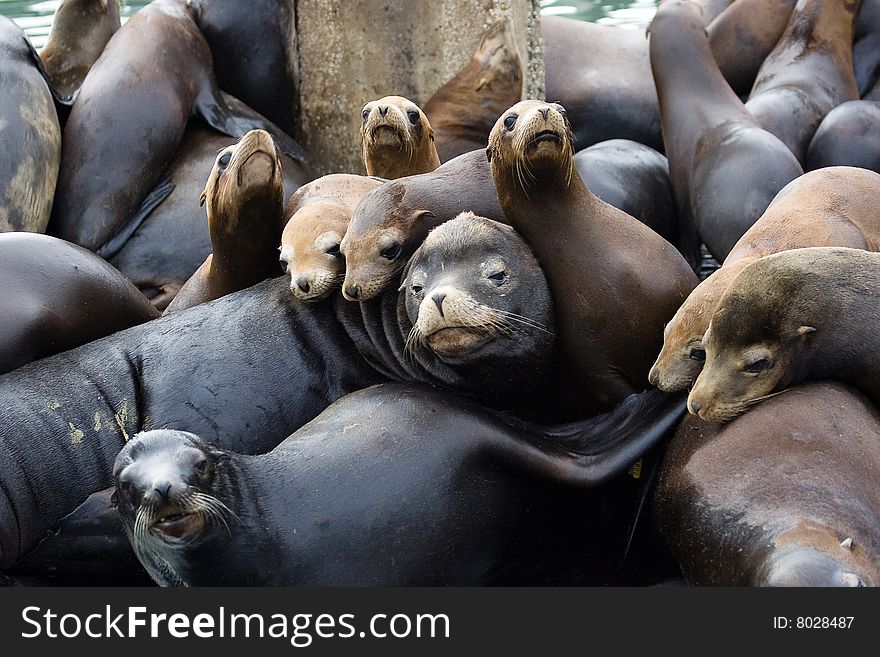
left=708, top=0, right=797, bottom=96
left=805, top=100, right=880, bottom=173
left=487, top=100, right=697, bottom=412
left=0, top=16, right=61, bottom=234
left=49, top=0, right=307, bottom=252
left=279, top=174, right=382, bottom=302
left=744, top=0, right=861, bottom=166
left=361, top=96, right=440, bottom=179
left=109, top=121, right=314, bottom=311
left=165, top=130, right=285, bottom=313
left=340, top=149, right=505, bottom=301
left=688, top=247, right=880, bottom=421
left=649, top=166, right=880, bottom=392
left=0, top=232, right=159, bottom=375
left=656, top=382, right=879, bottom=586
left=423, top=18, right=524, bottom=162
left=113, top=384, right=685, bottom=586
left=38, top=0, right=121, bottom=99
left=649, top=0, right=803, bottom=262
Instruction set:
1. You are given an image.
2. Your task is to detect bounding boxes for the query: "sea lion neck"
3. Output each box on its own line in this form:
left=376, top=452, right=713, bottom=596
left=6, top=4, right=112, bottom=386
left=781, top=0, right=860, bottom=48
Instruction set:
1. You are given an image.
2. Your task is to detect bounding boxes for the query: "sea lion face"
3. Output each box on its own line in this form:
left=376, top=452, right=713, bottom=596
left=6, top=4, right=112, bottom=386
left=648, top=302, right=708, bottom=392
left=113, top=430, right=235, bottom=554
left=340, top=182, right=435, bottom=301
left=487, top=100, right=575, bottom=188
left=361, top=95, right=434, bottom=176
left=201, top=129, right=283, bottom=235
left=279, top=203, right=348, bottom=302
left=402, top=212, right=553, bottom=365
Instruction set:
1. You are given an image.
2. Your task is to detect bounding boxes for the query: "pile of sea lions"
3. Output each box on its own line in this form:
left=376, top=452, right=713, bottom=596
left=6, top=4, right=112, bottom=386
left=1, top=0, right=879, bottom=587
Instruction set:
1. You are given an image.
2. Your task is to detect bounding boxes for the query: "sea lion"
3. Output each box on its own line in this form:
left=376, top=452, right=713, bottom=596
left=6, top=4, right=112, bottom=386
left=487, top=99, right=697, bottom=412
left=688, top=247, right=880, bottom=422
left=708, top=0, right=797, bottom=97
left=113, top=384, right=685, bottom=586
left=165, top=130, right=285, bottom=313
left=0, top=16, right=61, bottom=234
left=573, top=140, right=679, bottom=249
left=648, top=0, right=803, bottom=262
left=649, top=166, right=880, bottom=392
left=744, top=0, right=861, bottom=166
left=187, top=0, right=298, bottom=136
left=279, top=174, right=382, bottom=302
left=423, top=18, right=524, bottom=162
left=48, top=0, right=307, bottom=253
left=0, top=232, right=159, bottom=375
left=854, top=0, right=880, bottom=95
left=360, top=96, right=441, bottom=179
left=805, top=100, right=880, bottom=173
left=340, top=149, right=505, bottom=301
left=109, top=121, right=314, bottom=311
left=38, top=0, right=121, bottom=99
left=542, top=16, right=662, bottom=152
left=694, top=0, right=735, bottom=23
left=655, top=382, right=879, bottom=586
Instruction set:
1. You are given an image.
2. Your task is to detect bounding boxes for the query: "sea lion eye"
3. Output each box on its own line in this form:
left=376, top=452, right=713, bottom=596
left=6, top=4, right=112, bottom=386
left=194, top=457, right=209, bottom=476
left=279, top=258, right=289, bottom=274
left=487, top=270, right=507, bottom=285
left=555, top=105, right=567, bottom=119
left=380, top=242, right=401, bottom=260
left=218, top=152, right=232, bottom=168
left=362, top=108, right=370, bottom=121
left=411, top=284, right=423, bottom=295
left=503, top=115, right=517, bottom=130
left=744, top=358, right=770, bottom=373
left=325, top=243, right=341, bottom=257
left=407, top=110, right=420, bottom=125
left=689, top=348, right=706, bottom=362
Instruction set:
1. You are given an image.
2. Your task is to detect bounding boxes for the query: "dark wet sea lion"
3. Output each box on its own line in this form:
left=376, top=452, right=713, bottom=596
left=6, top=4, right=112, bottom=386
left=280, top=174, right=382, bottom=302
left=360, top=96, right=440, bottom=178
left=854, top=0, right=880, bottom=95
left=744, top=0, right=861, bottom=166
left=0, top=232, right=159, bottom=375
left=543, top=16, right=662, bottom=152
left=340, top=149, right=505, bottom=301
left=649, top=0, right=803, bottom=262
left=805, top=100, right=880, bottom=173
left=423, top=18, right=524, bottom=162
left=573, top=139, right=679, bottom=250
left=109, top=121, right=313, bottom=311
left=655, top=382, right=879, bottom=586
left=688, top=247, right=880, bottom=421
left=165, top=130, right=286, bottom=313
left=487, top=100, right=697, bottom=412
left=113, top=384, right=685, bottom=586
left=0, top=16, right=61, bottom=234
left=650, top=166, right=880, bottom=392
left=38, top=0, right=121, bottom=99
left=708, top=0, right=797, bottom=97
left=187, top=0, right=297, bottom=136
left=48, top=0, right=307, bottom=253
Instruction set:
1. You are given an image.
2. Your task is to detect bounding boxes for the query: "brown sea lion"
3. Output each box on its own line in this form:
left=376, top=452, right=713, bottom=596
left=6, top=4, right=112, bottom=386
left=745, top=0, right=861, bottom=166
left=0, top=232, right=159, bottom=375
left=340, top=149, right=505, bottom=302
left=360, top=96, right=441, bottom=179
left=649, top=166, right=880, bottom=392
left=165, top=130, right=285, bottom=313
left=38, top=0, right=121, bottom=99
left=108, top=121, right=313, bottom=311
left=805, top=99, right=880, bottom=173
left=280, top=174, right=382, bottom=302
left=688, top=247, right=880, bottom=421
left=0, top=16, right=61, bottom=234
left=656, top=382, right=879, bottom=586
left=649, top=0, right=803, bottom=262
left=708, top=0, right=797, bottom=97
left=695, top=0, right=735, bottom=23
left=423, top=18, right=524, bottom=162
left=487, top=99, right=697, bottom=412
left=48, top=0, right=307, bottom=253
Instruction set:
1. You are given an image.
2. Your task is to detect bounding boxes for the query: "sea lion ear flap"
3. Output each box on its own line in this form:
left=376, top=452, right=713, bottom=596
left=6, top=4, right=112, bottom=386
left=797, top=326, right=817, bottom=339
left=486, top=146, right=493, bottom=163
left=199, top=189, right=208, bottom=208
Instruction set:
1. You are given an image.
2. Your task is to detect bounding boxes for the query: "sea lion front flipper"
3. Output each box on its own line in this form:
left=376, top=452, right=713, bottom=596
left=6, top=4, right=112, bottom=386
left=97, top=177, right=176, bottom=260
left=195, top=88, right=309, bottom=164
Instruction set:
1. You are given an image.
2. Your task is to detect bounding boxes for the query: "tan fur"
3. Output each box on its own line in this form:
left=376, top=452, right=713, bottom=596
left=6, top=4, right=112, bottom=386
left=360, top=95, right=440, bottom=178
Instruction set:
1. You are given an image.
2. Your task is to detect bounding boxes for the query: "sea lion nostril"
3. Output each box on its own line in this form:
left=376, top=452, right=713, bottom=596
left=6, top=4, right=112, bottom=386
left=378, top=105, right=388, bottom=117
left=432, top=292, right=446, bottom=315
left=154, top=481, right=172, bottom=501
left=539, top=107, right=549, bottom=120
left=689, top=400, right=702, bottom=414
left=346, top=285, right=360, bottom=300
left=297, top=277, right=311, bottom=293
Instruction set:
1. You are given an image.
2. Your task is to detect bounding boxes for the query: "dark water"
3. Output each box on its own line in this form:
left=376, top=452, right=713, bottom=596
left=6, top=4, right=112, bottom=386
left=0, top=0, right=658, bottom=49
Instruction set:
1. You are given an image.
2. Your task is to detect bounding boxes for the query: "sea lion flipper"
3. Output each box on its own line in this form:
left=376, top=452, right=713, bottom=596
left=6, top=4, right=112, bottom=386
left=97, top=177, right=176, bottom=260
left=196, top=89, right=310, bottom=164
